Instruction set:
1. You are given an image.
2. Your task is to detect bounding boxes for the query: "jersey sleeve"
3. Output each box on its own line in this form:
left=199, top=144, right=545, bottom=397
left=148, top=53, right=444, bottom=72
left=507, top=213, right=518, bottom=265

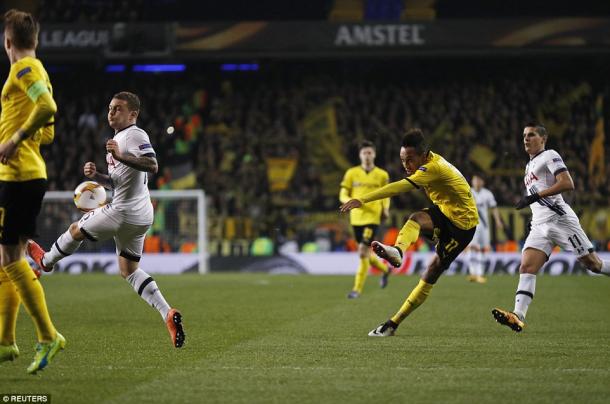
left=126, top=129, right=156, bottom=157
left=546, top=150, right=568, bottom=177
left=340, top=169, right=352, bottom=192
left=12, top=61, right=50, bottom=102
left=339, top=169, right=353, bottom=203
left=405, top=161, right=439, bottom=188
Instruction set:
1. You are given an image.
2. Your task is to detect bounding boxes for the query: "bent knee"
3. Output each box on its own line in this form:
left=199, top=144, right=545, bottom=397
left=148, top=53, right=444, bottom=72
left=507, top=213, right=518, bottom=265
left=69, top=222, right=90, bottom=241
left=408, top=212, right=423, bottom=222
left=519, top=263, right=539, bottom=274
left=408, top=211, right=430, bottom=226
left=69, top=222, right=82, bottom=238
left=358, top=245, right=370, bottom=258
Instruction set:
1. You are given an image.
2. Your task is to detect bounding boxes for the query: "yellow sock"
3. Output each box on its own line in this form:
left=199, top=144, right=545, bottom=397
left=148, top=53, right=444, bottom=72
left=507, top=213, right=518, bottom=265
left=395, top=220, right=421, bottom=253
left=390, top=279, right=433, bottom=324
left=0, top=268, right=21, bottom=345
left=353, top=257, right=369, bottom=293
left=368, top=254, right=388, bottom=273
left=4, top=259, right=56, bottom=342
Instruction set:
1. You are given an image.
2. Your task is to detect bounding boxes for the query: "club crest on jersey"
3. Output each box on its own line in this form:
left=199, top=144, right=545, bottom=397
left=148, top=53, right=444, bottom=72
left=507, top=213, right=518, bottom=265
left=106, top=153, right=116, bottom=168
left=524, top=171, right=539, bottom=187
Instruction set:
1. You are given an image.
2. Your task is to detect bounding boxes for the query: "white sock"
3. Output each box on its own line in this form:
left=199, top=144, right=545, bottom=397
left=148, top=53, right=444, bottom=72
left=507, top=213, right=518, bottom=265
left=475, top=251, right=484, bottom=276
left=126, top=268, right=171, bottom=320
left=600, top=261, right=610, bottom=276
left=43, top=230, right=83, bottom=266
left=468, top=249, right=479, bottom=276
left=513, top=273, right=536, bottom=320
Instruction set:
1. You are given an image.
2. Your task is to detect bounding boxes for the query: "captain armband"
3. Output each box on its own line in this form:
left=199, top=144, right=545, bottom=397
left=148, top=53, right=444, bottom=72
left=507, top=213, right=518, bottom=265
left=26, top=80, right=50, bottom=102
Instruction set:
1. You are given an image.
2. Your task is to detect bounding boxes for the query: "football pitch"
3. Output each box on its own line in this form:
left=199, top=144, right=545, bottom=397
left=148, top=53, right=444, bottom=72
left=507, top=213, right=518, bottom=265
left=1, top=273, right=609, bottom=404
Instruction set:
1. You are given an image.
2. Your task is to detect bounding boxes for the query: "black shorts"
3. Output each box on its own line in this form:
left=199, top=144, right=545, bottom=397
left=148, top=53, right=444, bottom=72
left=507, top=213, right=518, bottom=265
left=423, top=205, right=475, bottom=270
left=0, top=179, right=47, bottom=245
left=352, top=225, right=378, bottom=246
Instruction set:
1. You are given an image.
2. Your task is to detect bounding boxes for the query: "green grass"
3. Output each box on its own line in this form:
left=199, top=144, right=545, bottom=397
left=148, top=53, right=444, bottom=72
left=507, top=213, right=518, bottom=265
left=1, top=273, right=609, bottom=403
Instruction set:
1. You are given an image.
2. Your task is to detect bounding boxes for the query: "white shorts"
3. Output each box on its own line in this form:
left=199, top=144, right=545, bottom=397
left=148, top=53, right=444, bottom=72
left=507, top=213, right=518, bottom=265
left=470, top=224, right=491, bottom=249
left=523, top=215, right=594, bottom=258
left=78, top=204, right=151, bottom=261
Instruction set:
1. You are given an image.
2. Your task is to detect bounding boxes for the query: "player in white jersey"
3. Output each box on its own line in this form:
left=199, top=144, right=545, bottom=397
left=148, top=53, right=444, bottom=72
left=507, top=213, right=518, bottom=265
left=26, top=92, right=185, bottom=348
left=492, top=122, right=610, bottom=332
left=467, top=175, right=503, bottom=284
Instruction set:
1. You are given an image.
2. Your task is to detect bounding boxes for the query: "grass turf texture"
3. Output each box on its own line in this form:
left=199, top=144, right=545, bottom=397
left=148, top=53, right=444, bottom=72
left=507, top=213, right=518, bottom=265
left=1, top=274, right=609, bottom=403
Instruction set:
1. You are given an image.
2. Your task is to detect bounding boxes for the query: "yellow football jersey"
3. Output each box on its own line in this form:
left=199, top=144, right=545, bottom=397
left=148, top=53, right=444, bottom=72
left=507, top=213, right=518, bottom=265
left=407, top=152, right=478, bottom=230
left=340, top=166, right=390, bottom=226
left=0, top=56, right=54, bottom=181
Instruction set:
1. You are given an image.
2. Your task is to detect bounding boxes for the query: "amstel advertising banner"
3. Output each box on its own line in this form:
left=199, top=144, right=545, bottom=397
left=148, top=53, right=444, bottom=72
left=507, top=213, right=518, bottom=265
left=176, top=19, right=610, bottom=54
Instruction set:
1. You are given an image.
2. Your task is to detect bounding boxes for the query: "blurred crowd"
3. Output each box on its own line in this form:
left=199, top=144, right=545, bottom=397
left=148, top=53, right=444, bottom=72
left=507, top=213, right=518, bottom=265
left=32, top=0, right=330, bottom=23
left=27, top=0, right=610, bottom=22
left=36, top=0, right=189, bottom=22
left=36, top=60, right=610, bottom=253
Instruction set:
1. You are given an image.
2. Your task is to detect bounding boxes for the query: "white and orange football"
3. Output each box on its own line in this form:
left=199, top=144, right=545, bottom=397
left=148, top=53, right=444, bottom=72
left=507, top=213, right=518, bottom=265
left=73, top=181, right=106, bottom=212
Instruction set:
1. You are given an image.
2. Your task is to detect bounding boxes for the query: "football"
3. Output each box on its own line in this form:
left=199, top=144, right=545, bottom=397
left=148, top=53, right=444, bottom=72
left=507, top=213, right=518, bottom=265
left=73, top=181, right=106, bottom=212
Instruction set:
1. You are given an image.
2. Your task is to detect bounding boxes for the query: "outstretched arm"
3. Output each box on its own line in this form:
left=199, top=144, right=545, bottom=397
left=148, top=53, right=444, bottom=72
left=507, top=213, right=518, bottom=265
left=360, top=179, right=415, bottom=203
left=340, top=179, right=416, bottom=212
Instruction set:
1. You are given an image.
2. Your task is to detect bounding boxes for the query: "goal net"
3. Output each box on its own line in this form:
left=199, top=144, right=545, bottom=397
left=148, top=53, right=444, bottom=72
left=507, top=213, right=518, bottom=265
left=37, top=190, right=207, bottom=274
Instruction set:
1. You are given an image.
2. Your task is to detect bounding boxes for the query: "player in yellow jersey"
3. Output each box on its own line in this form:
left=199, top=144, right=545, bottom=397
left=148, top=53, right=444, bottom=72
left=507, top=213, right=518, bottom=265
left=341, top=129, right=478, bottom=336
left=339, top=140, right=391, bottom=299
left=0, top=9, right=65, bottom=373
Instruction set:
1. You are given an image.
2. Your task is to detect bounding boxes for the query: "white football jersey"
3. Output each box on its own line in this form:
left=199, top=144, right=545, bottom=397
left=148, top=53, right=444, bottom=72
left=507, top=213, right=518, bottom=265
left=471, top=187, right=497, bottom=229
left=523, top=149, right=576, bottom=225
left=106, top=124, right=154, bottom=225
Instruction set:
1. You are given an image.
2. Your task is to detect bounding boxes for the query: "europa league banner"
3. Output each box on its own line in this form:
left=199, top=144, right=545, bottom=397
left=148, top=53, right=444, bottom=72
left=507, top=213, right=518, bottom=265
left=22, top=19, right=610, bottom=58
left=175, top=18, right=610, bottom=55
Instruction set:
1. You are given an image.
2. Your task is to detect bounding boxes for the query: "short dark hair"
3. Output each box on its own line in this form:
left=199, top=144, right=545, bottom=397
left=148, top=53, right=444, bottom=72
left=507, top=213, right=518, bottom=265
left=3, top=9, right=39, bottom=50
left=359, top=140, right=375, bottom=150
left=402, top=128, right=428, bottom=154
left=113, top=91, right=141, bottom=112
left=524, top=122, right=547, bottom=139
